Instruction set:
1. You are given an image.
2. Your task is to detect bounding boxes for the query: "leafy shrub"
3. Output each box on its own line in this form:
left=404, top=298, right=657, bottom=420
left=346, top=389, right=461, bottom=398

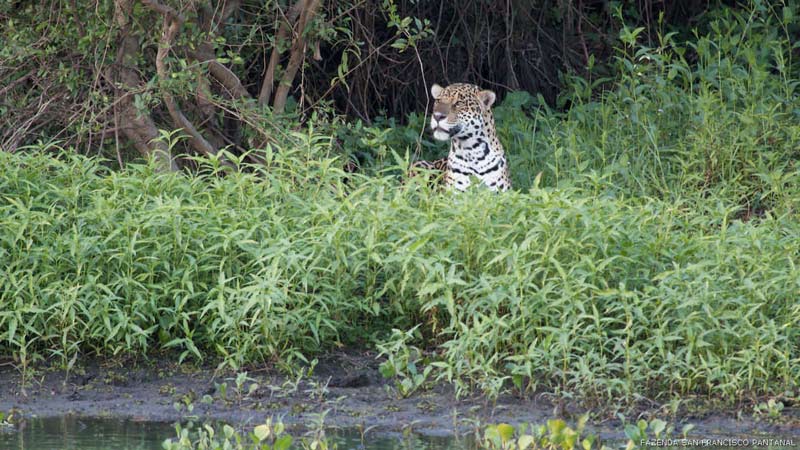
left=512, top=3, right=799, bottom=209
left=344, top=2, right=800, bottom=214
left=1, top=2, right=798, bottom=408
left=1, top=145, right=798, bottom=404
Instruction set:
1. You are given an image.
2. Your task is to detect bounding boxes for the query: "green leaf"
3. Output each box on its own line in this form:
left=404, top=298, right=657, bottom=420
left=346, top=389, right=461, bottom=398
left=390, top=39, right=407, bottom=50
left=379, top=361, right=396, bottom=378
left=512, top=374, right=524, bottom=390
left=253, top=424, right=270, bottom=442
left=484, top=426, right=502, bottom=447
left=650, top=419, right=667, bottom=438
left=563, top=428, right=578, bottom=450
left=274, top=435, right=293, bottom=450
left=518, top=435, right=535, bottom=450
left=223, top=424, right=235, bottom=439
left=624, top=424, right=640, bottom=441
left=548, top=419, right=567, bottom=436
left=497, top=423, right=515, bottom=442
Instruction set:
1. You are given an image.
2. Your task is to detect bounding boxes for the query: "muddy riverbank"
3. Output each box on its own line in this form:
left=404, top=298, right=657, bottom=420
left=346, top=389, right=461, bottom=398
left=1, top=352, right=797, bottom=443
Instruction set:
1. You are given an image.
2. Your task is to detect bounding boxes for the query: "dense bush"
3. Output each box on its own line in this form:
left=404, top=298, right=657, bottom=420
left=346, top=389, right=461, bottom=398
left=345, top=2, right=800, bottom=211
left=1, top=145, right=798, bottom=403
left=1, top=2, right=799, bottom=407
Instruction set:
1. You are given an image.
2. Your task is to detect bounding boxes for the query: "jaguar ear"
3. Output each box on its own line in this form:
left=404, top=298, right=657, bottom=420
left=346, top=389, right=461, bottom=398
left=431, top=84, right=444, bottom=99
left=478, top=89, right=496, bottom=108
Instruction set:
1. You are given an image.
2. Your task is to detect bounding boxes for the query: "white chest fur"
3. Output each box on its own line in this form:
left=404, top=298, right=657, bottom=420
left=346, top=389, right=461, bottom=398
left=446, top=130, right=509, bottom=191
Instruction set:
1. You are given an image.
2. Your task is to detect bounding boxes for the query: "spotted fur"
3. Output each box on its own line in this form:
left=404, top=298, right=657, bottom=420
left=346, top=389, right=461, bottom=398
left=427, top=83, right=511, bottom=192
left=408, top=157, right=448, bottom=184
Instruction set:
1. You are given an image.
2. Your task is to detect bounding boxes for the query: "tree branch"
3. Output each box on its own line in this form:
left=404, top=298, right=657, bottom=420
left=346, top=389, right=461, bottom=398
left=111, top=0, right=177, bottom=171
left=146, top=1, right=223, bottom=161
left=140, top=0, right=184, bottom=21
left=194, top=0, right=249, bottom=100
left=272, top=0, right=321, bottom=114
left=258, top=0, right=305, bottom=106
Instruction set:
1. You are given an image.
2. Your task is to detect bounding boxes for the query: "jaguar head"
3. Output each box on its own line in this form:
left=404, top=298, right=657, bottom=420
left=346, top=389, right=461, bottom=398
left=429, top=83, right=497, bottom=142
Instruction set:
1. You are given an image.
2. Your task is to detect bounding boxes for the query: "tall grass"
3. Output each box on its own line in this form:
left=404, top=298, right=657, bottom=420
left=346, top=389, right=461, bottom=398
left=497, top=2, right=800, bottom=210
left=1, top=2, right=799, bottom=406
left=1, top=146, right=798, bottom=403
left=352, top=3, right=799, bottom=211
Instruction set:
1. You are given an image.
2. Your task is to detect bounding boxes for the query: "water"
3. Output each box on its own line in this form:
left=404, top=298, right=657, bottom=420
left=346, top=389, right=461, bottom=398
left=0, top=416, right=465, bottom=450
left=3, top=416, right=796, bottom=450
left=0, top=417, right=175, bottom=450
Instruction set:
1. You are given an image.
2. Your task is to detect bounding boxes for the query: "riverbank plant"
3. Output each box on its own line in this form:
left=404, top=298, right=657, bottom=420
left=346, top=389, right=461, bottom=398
left=1, top=2, right=798, bottom=408
left=161, top=416, right=689, bottom=450
left=2, top=143, right=797, bottom=405
left=162, top=418, right=330, bottom=450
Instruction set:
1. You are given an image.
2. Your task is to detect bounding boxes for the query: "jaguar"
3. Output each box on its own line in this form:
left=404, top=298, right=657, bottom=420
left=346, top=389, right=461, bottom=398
left=411, top=82, right=511, bottom=191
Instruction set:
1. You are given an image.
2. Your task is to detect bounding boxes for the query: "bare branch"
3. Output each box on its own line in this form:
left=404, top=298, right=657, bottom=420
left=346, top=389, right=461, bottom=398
left=258, top=0, right=305, bottom=106
left=272, top=0, right=321, bottom=114
left=140, top=0, right=185, bottom=22
left=194, top=0, right=249, bottom=100
left=201, top=57, right=253, bottom=100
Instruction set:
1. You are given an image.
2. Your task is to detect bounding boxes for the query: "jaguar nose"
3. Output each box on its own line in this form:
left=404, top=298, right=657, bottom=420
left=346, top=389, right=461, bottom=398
left=433, top=112, right=446, bottom=121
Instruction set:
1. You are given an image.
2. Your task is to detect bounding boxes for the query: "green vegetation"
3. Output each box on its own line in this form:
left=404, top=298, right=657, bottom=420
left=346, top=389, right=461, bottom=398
left=1, top=1, right=799, bottom=413
left=161, top=416, right=688, bottom=450
left=2, top=145, right=798, bottom=403
left=480, top=417, right=688, bottom=450
left=2, top=0, right=678, bottom=159
left=163, top=418, right=328, bottom=450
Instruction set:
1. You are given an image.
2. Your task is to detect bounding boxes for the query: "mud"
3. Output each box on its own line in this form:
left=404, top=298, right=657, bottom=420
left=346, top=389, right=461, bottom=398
left=0, top=352, right=797, bottom=443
